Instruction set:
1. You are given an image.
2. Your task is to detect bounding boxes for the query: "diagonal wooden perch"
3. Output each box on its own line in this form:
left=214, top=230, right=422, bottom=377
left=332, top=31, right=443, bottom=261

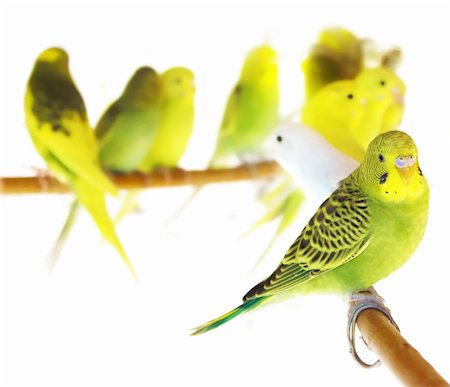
left=0, top=160, right=281, bottom=194
left=354, top=306, right=448, bottom=386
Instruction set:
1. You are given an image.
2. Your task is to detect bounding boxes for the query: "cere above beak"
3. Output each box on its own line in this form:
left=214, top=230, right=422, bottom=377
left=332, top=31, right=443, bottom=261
left=395, top=155, right=416, bottom=168
left=395, top=155, right=416, bottom=184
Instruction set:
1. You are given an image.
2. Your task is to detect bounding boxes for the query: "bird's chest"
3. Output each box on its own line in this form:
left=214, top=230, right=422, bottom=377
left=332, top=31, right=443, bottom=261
left=349, top=198, right=428, bottom=285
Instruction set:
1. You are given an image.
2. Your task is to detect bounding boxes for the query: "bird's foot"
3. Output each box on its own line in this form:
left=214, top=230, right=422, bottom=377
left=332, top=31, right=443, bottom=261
left=346, top=286, right=400, bottom=368
left=31, top=167, right=51, bottom=191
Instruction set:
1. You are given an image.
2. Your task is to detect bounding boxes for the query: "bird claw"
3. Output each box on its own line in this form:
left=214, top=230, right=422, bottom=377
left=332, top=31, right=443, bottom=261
left=346, top=286, right=400, bottom=368
left=31, top=167, right=51, bottom=191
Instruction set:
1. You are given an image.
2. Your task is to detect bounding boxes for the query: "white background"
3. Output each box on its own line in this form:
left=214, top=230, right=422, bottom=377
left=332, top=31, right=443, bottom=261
left=1, top=1, right=449, bottom=386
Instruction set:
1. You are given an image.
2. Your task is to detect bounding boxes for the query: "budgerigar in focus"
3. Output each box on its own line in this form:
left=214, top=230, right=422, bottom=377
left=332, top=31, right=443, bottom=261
left=24, top=47, right=136, bottom=276
left=192, top=130, right=429, bottom=334
left=211, top=44, right=279, bottom=166
left=302, top=27, right=364, bottom=99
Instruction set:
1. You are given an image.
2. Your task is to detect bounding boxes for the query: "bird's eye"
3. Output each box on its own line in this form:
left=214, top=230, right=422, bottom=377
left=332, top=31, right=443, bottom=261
left=347, top=93, right=354, bottom=99
left=380, top=80, right=386, bottom=86
left=378, top=154, right=384, bottom=162
left=276, top=135, right=283, bottom=143
left=175, top=77, right=182, bottom=85
left=379, top=173, right=388, bottom=184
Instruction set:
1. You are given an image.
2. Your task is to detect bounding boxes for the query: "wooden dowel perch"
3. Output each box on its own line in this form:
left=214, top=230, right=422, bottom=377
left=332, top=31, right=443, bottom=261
left=0, top=160, right=281, bottom=195
left=356, top=309, right=448, bottom=386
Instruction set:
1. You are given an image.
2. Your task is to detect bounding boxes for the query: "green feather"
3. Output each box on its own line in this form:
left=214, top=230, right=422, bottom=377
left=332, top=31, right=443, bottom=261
left=191, top=297, right=270, bottom=336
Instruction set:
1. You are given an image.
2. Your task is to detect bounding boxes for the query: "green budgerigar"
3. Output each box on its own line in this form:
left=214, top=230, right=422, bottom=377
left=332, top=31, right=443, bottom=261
left=24, top=47, right=136, bottom=276
left=97, top=66, right=161, bottom=172
left=211, top=44, right=279, bottom=166
left=192, top=130, right=429, bottom=334
left=170, top=45, right=279, bottom=220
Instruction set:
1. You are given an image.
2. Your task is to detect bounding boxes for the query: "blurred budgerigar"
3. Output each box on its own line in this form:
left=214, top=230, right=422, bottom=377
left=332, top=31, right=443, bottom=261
left=302, top=27, right=364, bottom=99
left=353, top=66, right=406, bottom=145
left=211, top=44, right=279, bottom=166
left=50, top=66, right=162, bottom=259
left=274, top=122, right=359, bottom=199
left=138, top=66, right=195, bottom=172
left=97, top=66, right=161, bottom=172
left=24, top=47, right=136, bottom=276
left=192, top=130, right=429, bottom=334
left=301, top=79, right=367, bottom=161
left=247, top=180, right=305, bottom=269
left=301, top=66, right=406, bottom=162
left=170, top=46, right=279, bottom=220
left=110, top=66, right=196, bottom=224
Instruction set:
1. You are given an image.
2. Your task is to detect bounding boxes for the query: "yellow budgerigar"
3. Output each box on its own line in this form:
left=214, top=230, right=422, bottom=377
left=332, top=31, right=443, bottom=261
left=302, top=67, right=406, bottom=162
left=138, top=67, right=195, bottom=172
left=24, top=47, right=136, bottom=276
left=192, top=130, right=429, bottom=335
left=353, top=66, right=406, bottom=147
left=107, top=66, right=196, bottom=224
left=301, top=79, right=368, bottom=161
left=50, top=66, right=162, bottom=260
left=302, top=27, right=364, bottom=99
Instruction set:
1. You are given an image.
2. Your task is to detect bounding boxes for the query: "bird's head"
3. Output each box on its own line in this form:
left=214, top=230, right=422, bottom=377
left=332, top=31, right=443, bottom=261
left=355, top=67, right=406, bottom=107
left=241, top=44, right=278, bottom=82
left=160, top=67, right=195, bottom=100
left=33, top=47, right=71, bottom=78
left=357, top=130, right=427, bottom=203
left=36, top=47, right=69, bottom=67
left=122, top=66, right=160, bottom=102
left=314, top=80, right=368, bottom=126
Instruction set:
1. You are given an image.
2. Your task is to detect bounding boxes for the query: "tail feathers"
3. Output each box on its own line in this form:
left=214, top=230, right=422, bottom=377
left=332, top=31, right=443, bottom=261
left=241, top=197, right=286, bottom=239
left=251, top=188, right=305, bottom=270
left=113, top=190, right=142, bottom=225
left=73, top=179, right=137, bottom=278
left=191, top=297, right=269, bottom=336
left=165, top=185, right=203, bottom=225
left=46, top=199, right=81, bottom=269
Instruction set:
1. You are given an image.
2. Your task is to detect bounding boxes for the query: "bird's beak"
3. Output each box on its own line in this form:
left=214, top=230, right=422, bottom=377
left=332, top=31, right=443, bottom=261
left=391, top=87, right=404, bottom=106
left=395, top=155, right=416, bottom=184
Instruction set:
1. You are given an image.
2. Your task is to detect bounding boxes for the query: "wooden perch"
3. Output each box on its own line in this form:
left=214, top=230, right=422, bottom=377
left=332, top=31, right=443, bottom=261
left=356, top=308, right=448, bottom=386
left=0, top=160, right=281, bottom=194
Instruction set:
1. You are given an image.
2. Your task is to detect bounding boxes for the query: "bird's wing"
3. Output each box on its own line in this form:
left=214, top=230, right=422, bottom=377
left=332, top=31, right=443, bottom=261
left=34, top=112, right=118, bottom=196
left=218, top=84, right=242, bottom=137
left=244, top=177, right=371, bottom=300
left=95, top=101, right=122, bottom=141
